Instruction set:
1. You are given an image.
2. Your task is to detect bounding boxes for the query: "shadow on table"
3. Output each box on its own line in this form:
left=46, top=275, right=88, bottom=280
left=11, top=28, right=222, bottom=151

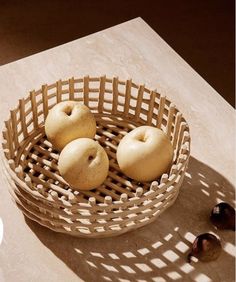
left=25, top=156, right=235, bottom=282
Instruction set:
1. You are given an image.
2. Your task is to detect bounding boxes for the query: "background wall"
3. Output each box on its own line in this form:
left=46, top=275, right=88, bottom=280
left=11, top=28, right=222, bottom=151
left=0, top=0, right=234, bottom=107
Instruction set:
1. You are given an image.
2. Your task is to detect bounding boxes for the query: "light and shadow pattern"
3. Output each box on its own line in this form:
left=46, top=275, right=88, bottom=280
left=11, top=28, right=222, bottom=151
left=26, top=156, right=235, bottom=282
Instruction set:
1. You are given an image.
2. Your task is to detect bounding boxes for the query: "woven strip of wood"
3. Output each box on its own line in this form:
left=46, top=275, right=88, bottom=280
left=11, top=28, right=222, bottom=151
left=1, top=76, right=190, bottom=238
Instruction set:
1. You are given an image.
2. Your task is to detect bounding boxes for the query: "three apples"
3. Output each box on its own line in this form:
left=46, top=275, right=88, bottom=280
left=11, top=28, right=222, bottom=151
left=45, top=101, right=173, bottom=190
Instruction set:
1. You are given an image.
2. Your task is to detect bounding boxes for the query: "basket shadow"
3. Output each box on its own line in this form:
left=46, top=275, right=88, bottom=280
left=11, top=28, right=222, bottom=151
left=25, top=156, right=235, bottom=282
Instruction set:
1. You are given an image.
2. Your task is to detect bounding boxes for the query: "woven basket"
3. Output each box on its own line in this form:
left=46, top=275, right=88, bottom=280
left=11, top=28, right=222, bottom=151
left=1, top=76, right=190, bottom=238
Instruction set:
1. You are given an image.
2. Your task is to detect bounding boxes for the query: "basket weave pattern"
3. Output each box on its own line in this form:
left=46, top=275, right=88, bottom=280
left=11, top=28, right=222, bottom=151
left=1, top=76, right=190, bottom=238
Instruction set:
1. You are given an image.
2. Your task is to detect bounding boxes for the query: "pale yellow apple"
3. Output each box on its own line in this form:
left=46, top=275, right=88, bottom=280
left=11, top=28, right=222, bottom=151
left=117, top=126, right=173, bottom=182
left=45, top=101, right=96, bottom=151
left=58, top=138, right=109, bottom=190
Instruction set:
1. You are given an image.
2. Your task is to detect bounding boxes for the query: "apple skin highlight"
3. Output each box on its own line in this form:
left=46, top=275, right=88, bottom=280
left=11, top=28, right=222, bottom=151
left=45, top=101, right=96, bottom=151
left=117, top=126, right=173, bottom=182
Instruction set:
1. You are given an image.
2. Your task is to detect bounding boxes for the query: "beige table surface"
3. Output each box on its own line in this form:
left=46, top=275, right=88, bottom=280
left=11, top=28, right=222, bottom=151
left=0, top=18, right=235, bottom=282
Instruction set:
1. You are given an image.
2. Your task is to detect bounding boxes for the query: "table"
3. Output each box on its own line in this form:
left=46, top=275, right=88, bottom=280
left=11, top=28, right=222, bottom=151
left=0, top=18, right=235, bottom=282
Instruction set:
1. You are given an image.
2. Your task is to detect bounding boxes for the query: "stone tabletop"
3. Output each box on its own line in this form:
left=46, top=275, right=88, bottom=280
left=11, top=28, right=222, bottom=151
left=0, top=18, right=235, bottom=282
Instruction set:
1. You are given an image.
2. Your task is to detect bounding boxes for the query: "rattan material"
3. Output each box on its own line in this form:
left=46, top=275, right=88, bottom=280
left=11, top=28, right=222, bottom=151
left=1, top=76, right=190, bottom=238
